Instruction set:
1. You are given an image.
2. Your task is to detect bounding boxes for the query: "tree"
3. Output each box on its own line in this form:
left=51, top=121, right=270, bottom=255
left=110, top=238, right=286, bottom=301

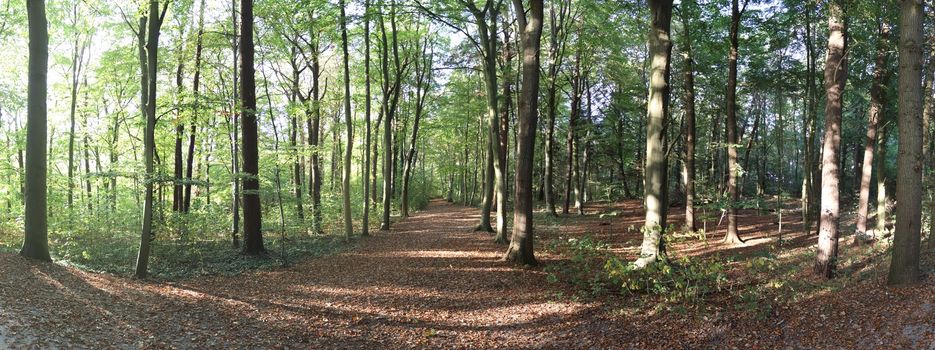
left=135, top=0, right=169, bottom=278
left=183, top=0, right=207, bottom=213
left=678, top=0, right=697, bottom=233
left=21, top=0, right=51, bottom=262
left=634, top=0, right=672, bottom=268
left=814, top=0, right=847, bottom=279
left=504, top=0, right=543, bottom=266
left=240, top=0, right=264, bottom=255
left=542, top=0, right=571, bottom=217
left=723, top=0, right=747, bottom=245
left=340, top=0, right=353, bottom=240
left=887, top=0, right=924, bottom=286
left=402, top=36, right=432, bottom=219
left=362, top=0, right=372, bottom=237
left=855, top=22, right=888, bottom=242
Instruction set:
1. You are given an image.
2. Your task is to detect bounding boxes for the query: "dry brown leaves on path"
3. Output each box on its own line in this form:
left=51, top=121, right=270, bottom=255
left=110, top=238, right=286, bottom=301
left=0, top=199, right=933, bottom=349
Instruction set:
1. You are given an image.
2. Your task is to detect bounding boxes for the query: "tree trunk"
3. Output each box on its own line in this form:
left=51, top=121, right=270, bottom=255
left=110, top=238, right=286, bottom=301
left=183, top=0, right=206, bottom=213
left=173, top=50, right=185, bottom=213
left=362, top=0, right=372, bottom=237
left=634, top=0, right=672, bottom=268
left=888, top=0, right=924, bottom=286
left=21, top=0, right=50, bottom=262
left=679, top=5, right=696, bottom=233
left=240, top=0, right=264, bottom=255
left=803, top=3, right=819, bottom=236
left=855, top=24, right=889, bottom=241
left=340, top=0, right=354, bottom=240
left=543, top=1, right=568, bottom=217
left=402, top=39, right=432, bottom=219
left=136, top=1, right=166, bottom=278
left=504, top=0, right=543, bottom=266
left=814, top=0, right=847, bottom=279
left=723, top=0, right=745, bottom=245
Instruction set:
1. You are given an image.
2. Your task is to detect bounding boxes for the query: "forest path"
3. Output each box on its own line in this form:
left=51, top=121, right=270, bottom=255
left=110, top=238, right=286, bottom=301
left=0, top=200, right=594, bottom=349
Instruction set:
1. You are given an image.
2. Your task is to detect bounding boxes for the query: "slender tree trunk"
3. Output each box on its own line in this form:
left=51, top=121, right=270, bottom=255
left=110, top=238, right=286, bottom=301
left=814, top=0, right=847, bottom=279
left=402, top=39, right=432, bottom=219
left=21, top=0, right=50, bottom=261
left=184, top=0, right=206, bottom=213
left=542, top=1, right=568, bottom=217
left=802, top=4, right=819, bottom=235
left=888, top=0, right=924, bottom=286
left=173, top=50, right=185, bottom=213
left=240, top=0, right=264, bottom=255
left=229, top=0, right=241, bottom=248
left=136, top=1, right=166, bottom=278
left=635, top=0, right=672, bottom=268
left=362, top=0, right=372, bottom=236
left=340, top=0, right=354, bottom=240
left=856, top=24, right=889, bottom=241
left=680, top=7, right=697, bottom=232
left=469, top=4, right=500, bottom=234
left=877, top=121, right=889, bottom=235
left=723, top=0, right=745, bottom=245
left=505, top=0, right=543, bottom=265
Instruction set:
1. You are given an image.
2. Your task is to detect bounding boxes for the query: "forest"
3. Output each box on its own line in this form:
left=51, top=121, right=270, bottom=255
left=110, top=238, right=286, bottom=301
left=0, top=0, right=934, bottom=348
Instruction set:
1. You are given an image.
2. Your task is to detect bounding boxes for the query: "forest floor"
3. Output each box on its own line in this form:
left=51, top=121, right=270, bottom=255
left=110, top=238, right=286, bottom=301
left=1, top=199, right=934, bottom=349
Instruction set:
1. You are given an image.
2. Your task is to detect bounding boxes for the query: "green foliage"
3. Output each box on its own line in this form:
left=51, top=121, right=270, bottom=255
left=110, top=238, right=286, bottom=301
left=545, top=236, right=728, bottom=307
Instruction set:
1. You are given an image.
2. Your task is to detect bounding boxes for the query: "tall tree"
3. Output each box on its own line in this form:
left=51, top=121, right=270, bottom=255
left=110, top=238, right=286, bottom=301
left=814, top=0, right=847, bottom=279
left=362, top=0, right=372, bottom=237
left=723, top=0, right=747, bottom=245
left=888, top=0, right=924, bottom=286
left=21, top=0, right=51, bottom=262
left=183, top=0, right=207, bottom=213
left=135, top=0, right=169, bottom=278
left=504, top=0, right=543, bottom=265
left=402, top=36, right=432, bottom=219
left=678, top=0, right=697, bottom=233
left=340, top=0, right=353, bottom=240
left=542, top=0, right=570, bottom=216
left=240, top=0, right=264, bottom=255
left=855, top=22, right=888, bottom=241
left=634, top=0, right=673, bottom=268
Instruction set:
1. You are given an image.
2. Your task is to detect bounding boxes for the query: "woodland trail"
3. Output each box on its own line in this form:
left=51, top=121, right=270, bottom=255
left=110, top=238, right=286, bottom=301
left=2, top=200, right=935, bottom=349
left=0, top=200, right=594, bottom=349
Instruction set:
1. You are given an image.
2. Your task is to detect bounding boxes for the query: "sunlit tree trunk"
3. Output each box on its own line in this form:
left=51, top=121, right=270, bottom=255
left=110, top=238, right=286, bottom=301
left=634, top=0, right=672, bottom=268
left=136, top=1, right=167, bottom=278
left=505, top=0, right=543, bottom=265
left=723, top=0, right=746, bottom=245
left=21, top=0, right=50, bottom=262
left=888, top=0, right=924, bottom=286
left=855, top=23, right=889, bottom=242
left=814, top=0, right=847, bottom=279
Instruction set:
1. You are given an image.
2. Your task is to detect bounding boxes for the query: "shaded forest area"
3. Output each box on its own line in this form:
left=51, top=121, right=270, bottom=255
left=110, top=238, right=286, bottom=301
left=1, top=0, right=934, bottom=348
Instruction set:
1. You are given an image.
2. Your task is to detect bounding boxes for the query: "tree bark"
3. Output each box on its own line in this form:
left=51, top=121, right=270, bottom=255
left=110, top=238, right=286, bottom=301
left=542, top=0, right=568, bottom=217
left=21, top=0, right=50, bottom=262
left=634, top=0, right=672, bottom=268
left=814, top=0, right=847, bottom=279
left=888, top=0, right=924, bottom=286
left=136, top=1, right=168, bottom=278
left=362, top=0, right=372, bottom=237
left=240, top=0, right=264, bottom=255
left=723, top=0, right=746, bottom=245
left=340, top=0, right=354, bottom=240
left=504, top=0, right=543, bottom=266
left=183, top=0, right=206, bottom=213
left=855, top=23, right=889, bottom=241
left=679, top=2, right=696, bottom=233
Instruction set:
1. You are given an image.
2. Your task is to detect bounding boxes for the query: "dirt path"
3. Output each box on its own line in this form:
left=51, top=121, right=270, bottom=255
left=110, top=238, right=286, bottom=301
left=2, top=200, right=933, bottom=349
left=0, top=200, right=593, bottom=349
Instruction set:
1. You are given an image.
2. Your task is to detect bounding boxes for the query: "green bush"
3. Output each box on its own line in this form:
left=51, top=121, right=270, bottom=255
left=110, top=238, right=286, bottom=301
left=547, top=235, right=728, bottom=306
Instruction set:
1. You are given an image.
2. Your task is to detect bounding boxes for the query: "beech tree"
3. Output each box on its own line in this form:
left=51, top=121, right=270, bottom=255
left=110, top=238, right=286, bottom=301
left=887, top=0, right=924, bottom=286
left=135, top=0, right=169, bottom=278
left=240, top=0, right=264, bottom=255
left=21, top=0, right=50, bottom=262
left=855, top=22, right=888, bottom=242
left=814, top=0, right=847, bottom=279
left=504, top=0, right=543, bottom=265
left=635, top=0, right=672, bottom=268
left=723, top=0, right=747, bottom=245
